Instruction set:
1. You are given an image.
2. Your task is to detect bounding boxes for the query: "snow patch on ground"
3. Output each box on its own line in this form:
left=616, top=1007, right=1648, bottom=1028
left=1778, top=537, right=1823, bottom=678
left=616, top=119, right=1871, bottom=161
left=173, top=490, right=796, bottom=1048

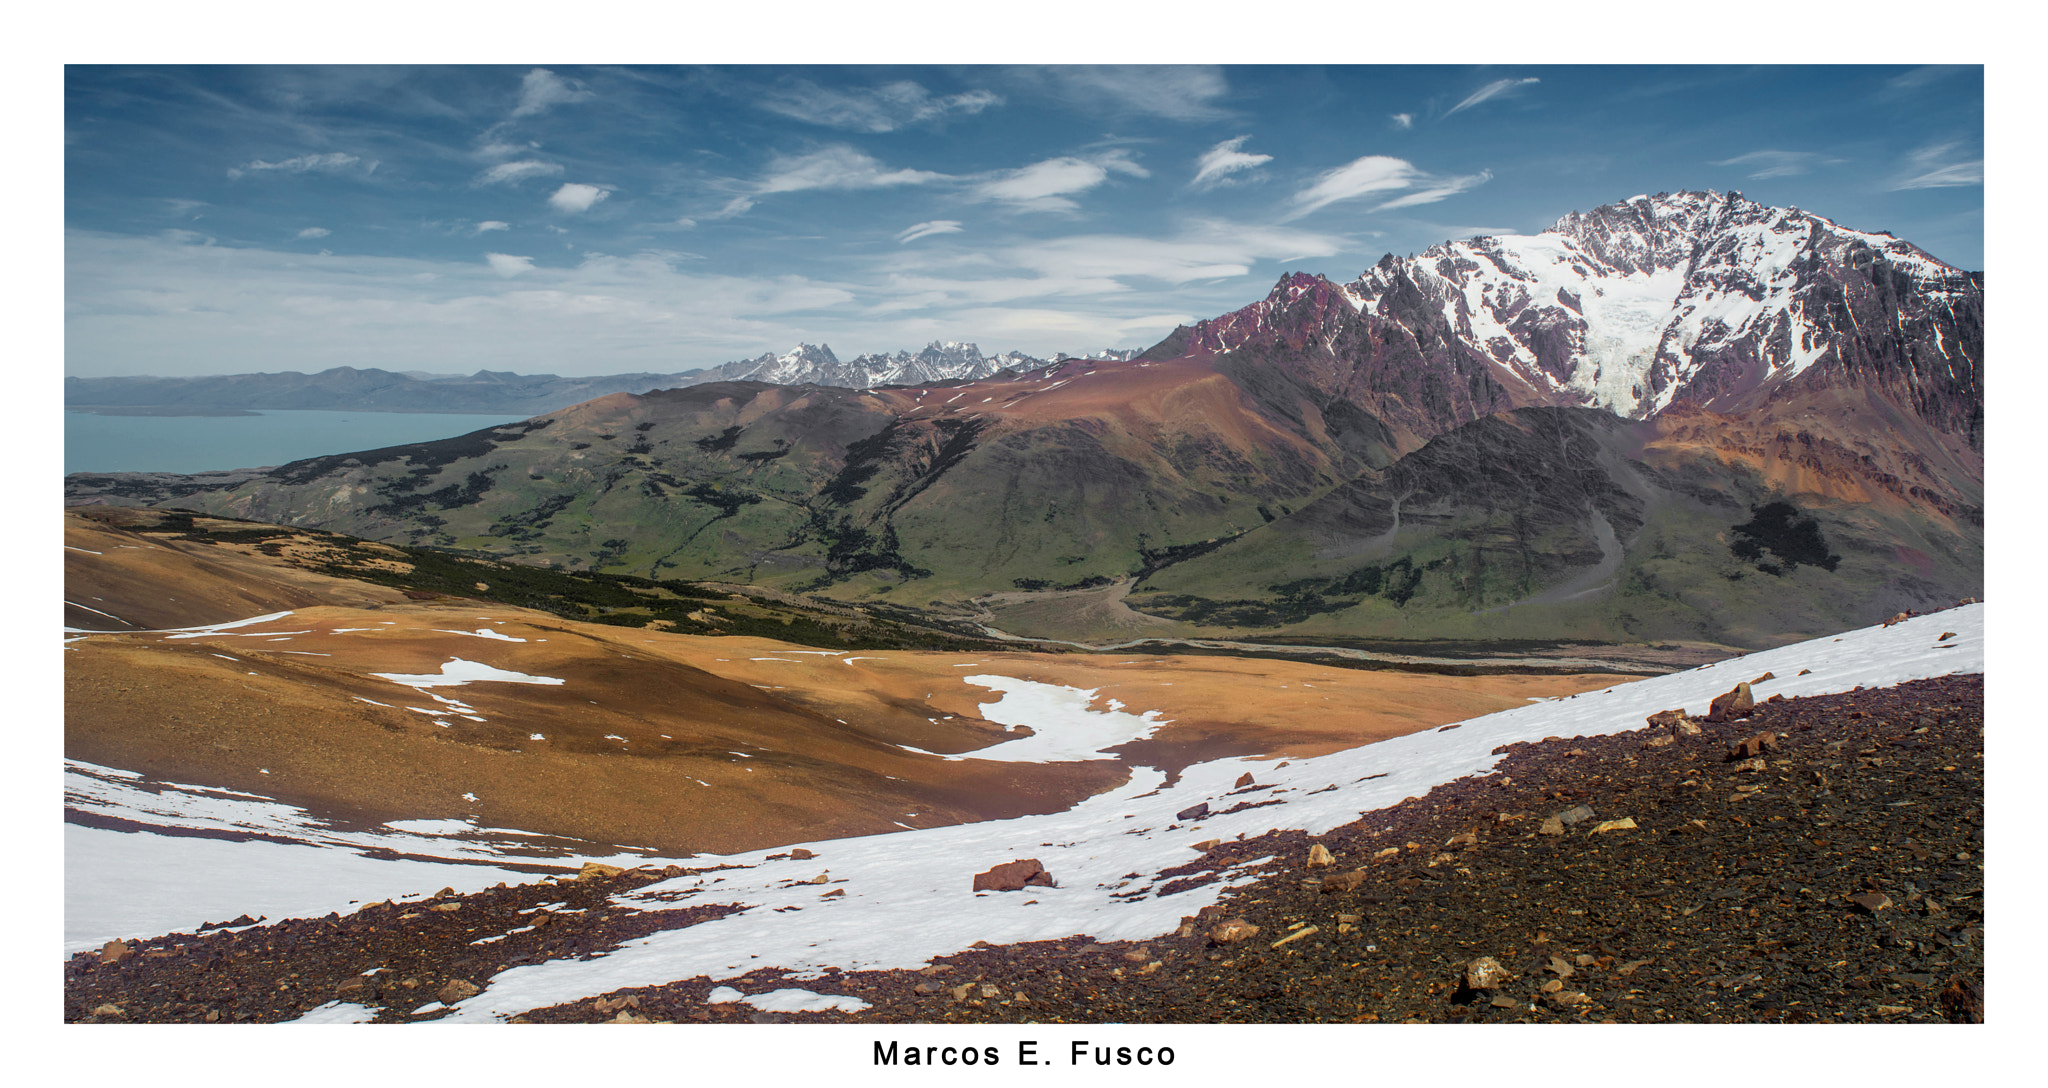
left=435, top=628, right=527, bottom=642
left=372, top=658, right=564, bottom=689
left=958, top=676, right=1169, bottom=762
left=63, top=762, right=657, bottom=952
left=291, top=1001, right=380, bottom=1023
left=705, top=986, right=871, bottom=1013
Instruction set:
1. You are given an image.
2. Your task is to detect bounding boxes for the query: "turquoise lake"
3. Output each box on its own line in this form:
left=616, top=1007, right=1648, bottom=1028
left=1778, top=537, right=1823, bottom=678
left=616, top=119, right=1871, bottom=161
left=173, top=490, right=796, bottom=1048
left=64, top=410, right=531, bottom=475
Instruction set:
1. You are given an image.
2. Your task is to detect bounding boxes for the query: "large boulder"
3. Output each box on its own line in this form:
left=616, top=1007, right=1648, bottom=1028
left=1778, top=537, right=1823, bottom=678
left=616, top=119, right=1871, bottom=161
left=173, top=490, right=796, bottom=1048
left=972, top=858, right=1054, bottom=892
left=1705, top=682, right=1755, bottom=722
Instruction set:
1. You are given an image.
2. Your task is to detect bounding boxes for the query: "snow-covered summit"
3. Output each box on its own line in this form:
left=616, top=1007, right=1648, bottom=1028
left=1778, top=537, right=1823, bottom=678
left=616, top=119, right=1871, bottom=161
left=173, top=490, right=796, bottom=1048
left=679, top=340, right=1144, bottom=390
left=1340, top=190, right=1976, bottom=419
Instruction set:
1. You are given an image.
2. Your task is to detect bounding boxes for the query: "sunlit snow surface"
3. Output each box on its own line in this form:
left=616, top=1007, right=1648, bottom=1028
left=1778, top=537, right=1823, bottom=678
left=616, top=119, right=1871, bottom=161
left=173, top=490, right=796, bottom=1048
left=63, top=765, right=655, bottom=952
left=958, top=676, right=1169, bottom=761
left=371, top=658, right=564, bottom=688
left=63, top=606, right=1981, bottom=1022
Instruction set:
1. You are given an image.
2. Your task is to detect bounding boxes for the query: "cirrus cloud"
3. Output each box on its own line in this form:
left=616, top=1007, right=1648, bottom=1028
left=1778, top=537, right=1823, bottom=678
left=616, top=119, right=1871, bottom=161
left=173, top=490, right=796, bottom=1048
left=1284, top=155, right=1491, bottom=219
left=1888, top=141, right=1982, bottom=190
left=974, top=150, right=1147, bottom=213
left=511, top=68, right=593, bottom=118
left=759, top=79, right=1002, bottom=133
left=1190, top=136, right=1272, bottom=191
left=227, top=152, right=368, bottom=180
left=1443, top=77, right=1540, bottom=118
left=1711, top=149, right=1841, bottom=180
left=476, top=160, right=563, bottom=186
left=758, top=145, right=948, bottom=195
left=897, top=220, right=963, bottom=244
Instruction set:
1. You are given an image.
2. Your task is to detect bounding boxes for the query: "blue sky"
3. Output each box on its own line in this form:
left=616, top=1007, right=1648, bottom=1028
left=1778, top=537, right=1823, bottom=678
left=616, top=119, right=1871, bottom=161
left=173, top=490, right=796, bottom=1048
left=64, top=64, right=1984, bottom=379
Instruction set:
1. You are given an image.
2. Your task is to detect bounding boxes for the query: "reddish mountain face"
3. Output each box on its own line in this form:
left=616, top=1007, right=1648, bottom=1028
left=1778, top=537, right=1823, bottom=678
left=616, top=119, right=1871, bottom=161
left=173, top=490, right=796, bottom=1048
left=1142, top=191, right=1981, bottom=455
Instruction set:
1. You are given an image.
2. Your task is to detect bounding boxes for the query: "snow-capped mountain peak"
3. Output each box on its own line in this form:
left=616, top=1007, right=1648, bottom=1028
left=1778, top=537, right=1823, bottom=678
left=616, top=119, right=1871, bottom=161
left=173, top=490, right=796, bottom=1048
left=1340, top=189, right=1978, bottom=422
left=687, top=340, right=1144, bottom=391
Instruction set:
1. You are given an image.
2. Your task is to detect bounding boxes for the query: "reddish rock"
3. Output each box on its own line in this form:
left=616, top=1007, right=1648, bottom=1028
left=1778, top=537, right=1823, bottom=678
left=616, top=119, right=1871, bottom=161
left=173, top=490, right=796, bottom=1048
left=1705, top=682, right=1755, bottom=722
left=972, top=859, right=1053, bottom=892
left=1234, top=772, right=1255, bottom=788
left=1726, top=732, right=1780, bottom=760
left=1175, top=802, right=1210, bottom=822
left=1322, top=870, right=1368, bottom=894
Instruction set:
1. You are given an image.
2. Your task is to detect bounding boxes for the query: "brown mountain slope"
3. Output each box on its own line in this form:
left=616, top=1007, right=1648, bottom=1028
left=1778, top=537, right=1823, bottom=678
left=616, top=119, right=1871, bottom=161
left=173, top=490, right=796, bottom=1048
left=64, top=510, right=1632, bottom=856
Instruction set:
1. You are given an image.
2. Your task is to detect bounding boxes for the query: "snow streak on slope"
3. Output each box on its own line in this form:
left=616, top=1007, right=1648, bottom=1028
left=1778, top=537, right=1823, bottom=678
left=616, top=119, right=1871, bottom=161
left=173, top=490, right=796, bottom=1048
left=430, top=606, right=1980, bottom=1022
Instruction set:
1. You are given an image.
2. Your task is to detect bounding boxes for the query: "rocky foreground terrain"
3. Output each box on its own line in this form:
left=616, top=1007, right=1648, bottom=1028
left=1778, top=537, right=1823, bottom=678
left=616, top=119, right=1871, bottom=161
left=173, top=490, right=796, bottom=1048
left=65, top=673, right=1983, bottom=1024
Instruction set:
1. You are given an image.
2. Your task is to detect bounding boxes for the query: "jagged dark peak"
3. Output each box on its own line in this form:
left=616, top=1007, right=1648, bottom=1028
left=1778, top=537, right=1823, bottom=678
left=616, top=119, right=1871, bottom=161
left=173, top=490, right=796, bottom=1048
left=1542, top=190, right=1749, bottom=275
left=1272, top=270, right=1335, bottom=295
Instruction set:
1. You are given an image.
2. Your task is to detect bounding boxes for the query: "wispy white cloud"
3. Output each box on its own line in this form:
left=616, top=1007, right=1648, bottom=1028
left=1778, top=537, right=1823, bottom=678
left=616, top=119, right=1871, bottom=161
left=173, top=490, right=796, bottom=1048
left=474, top=139, right=534, bottom=161
left=1025, top=66, right=1232, bottom=122
left=1443, top=77, right=1540, bottom=118
left=485, top=252, right=535, bottom=277
left=973, top=150, right=1146, bottom=213
left=1711, top=149, right=1840, bottom=180
left=1374, top=171, right=1493, bottom=212
left=757, top=145, right=948, bottom=195
left=294, top=227, right=331, bottom=239
left=1879, top=65, right=1973, bottom=100
left=547, top=183, right=610, bottom=213
left=1888, top=141, right=1982, bottom=190
left=759, top=79, right=1001, bottom=133
left=1389, top=113, right=1414, bottom=130
left=66, top=230, right=864, bottom=377
left=897, top=220, right=963, bottom=244
left=1189, top=136, right=1271, bottom=191
left=476, top=160, right=563, bottom=186
left=872, top=219, right=1344, bottom=317
left=227, top=152, right=367, bottom=180
left=474, top=221, right=510, bottom=234
left=511, top=68, right=593, bottom=118
left=1284, top=155, right=1491, bottom=219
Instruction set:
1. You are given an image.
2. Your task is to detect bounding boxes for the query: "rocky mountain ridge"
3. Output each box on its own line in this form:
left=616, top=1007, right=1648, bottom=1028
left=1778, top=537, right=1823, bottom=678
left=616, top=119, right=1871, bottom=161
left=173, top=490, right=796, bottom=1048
left=67, top=345, right=1144, bottom=416
left=1144, top=190, right=1980, bottom=449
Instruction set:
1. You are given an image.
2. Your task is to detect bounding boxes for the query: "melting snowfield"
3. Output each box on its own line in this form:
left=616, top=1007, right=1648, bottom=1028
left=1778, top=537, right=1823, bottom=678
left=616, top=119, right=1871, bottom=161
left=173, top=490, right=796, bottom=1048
left=65, top=607, right=1982, bottom=1023
left=63, top=765, right=657, bottom=953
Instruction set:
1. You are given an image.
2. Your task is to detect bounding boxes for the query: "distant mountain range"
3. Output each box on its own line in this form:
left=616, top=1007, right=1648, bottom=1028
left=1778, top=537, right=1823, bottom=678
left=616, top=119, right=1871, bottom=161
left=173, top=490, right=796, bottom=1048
left=67, top=191, right=1982, bottom=649
left=64, top=345, right=1143, bottom=415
